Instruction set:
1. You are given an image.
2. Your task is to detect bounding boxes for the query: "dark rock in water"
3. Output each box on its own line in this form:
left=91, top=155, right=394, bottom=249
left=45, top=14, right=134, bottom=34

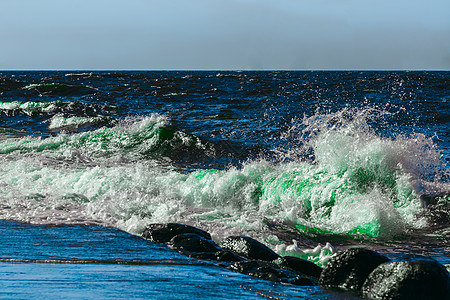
left=362, top=259, right=450, bottom=300
left=169, top=233, right=222, bottom=253
left=215, top=250, right=245, bottom=262
left=187, top=252, right=218, bottom=260
left=419, top=193, right=450, bottom=230
left=274, top=256, right=323, bottom=279
left=142, top=223, right=212, bottom=243
left=319, top=248, right=389, bottom=291
left=420, top=192, right=450, bottom=207
left=188, top=250, right=244, bottom=262
left=220, top=236, right=280, bottom=261
left=228, top=261, right=316, bottom=286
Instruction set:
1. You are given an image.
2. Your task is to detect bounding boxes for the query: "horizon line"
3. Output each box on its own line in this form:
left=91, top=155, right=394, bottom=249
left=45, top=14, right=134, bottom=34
left=1, top=69, right=449, bottom=72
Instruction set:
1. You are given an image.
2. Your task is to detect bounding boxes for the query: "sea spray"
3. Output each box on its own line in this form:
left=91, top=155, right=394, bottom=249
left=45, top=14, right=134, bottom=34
left=0, top=114, right=209, bottom=161
left=275, top=241, right=336, bottom=267
left=0, top=109, right=447, bottom=248
left=48, top=114, right=112, bottom=132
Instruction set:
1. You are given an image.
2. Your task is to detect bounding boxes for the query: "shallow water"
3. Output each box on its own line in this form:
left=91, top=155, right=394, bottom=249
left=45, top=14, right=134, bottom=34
left=0, top=71, right=449, bottom=298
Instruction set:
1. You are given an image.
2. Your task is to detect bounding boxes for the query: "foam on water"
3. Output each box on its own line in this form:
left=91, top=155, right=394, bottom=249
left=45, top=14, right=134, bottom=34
left=0, top=114, right=208, bottom=162
left=275, top=241, right=336, bottom=267
left=0, top=109, right=448, bottom=256
left=48, top=114, right=112, bottom=131
left=0, top=100, right=68, bottom=115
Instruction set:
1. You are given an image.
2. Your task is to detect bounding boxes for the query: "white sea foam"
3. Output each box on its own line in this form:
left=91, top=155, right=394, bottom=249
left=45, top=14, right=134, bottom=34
left=275, top=241, right=336, bottom=267
left=0, top=101, right=64, bottom=115
left=0, top=110, right=448, bottom=261
left=48, top=114, right=111, bottom=131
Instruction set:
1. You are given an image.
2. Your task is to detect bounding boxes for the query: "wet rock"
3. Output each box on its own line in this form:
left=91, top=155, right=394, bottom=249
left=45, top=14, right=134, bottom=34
left=420, top=192, right=450, bottom=207
left=188, top=250, right=244, bottom=262
left=228, top=261, right=316, bottom=286
left=419, top=197, right=450, bottom=230
left=319, top=248, right=389, bottom=291
left=169, top=233, right=221, bottom=253
left=362, top=258, right=450, bottom=300
left=187, top=252, right=218, bottom=260
left=142, top=223, right=211, bottom=243
left=220, top=236, right=280, bottom=261
left=215, top=250, right=245, bottom=262
left=274, top=256, right=323, bottom=279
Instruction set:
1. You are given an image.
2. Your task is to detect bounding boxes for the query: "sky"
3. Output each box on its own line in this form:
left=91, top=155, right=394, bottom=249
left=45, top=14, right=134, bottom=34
left=1, top=0, right=449, bottom=70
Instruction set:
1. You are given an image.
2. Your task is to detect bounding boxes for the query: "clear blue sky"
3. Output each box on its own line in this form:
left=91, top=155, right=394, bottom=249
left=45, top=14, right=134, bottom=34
left=1, top=0, right=449, bottom=70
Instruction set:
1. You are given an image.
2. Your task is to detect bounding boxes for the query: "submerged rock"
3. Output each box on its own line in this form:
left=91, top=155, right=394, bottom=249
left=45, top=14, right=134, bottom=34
left=362, top=258, right=450, bottom=300
left=168, top=233, right=221, bottom=253
left=319, top=248, right=389, bottom=291
left=220, top=236, right=280, bottom=261
left=142, top=223, right=212, bottom=243
left=274, top=256, right=323, bottom=279
left=228, top=261, right=316, bottom=286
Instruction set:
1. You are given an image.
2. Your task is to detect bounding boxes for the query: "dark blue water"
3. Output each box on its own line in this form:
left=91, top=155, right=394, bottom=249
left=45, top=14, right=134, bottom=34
left=0, top=71, right=449, bottom=298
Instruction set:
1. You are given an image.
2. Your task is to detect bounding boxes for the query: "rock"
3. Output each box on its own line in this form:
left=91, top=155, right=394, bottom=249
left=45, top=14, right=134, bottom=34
left=215, top=250, right=245, bottom=262
left=169, top=233, right=221, bottom=253
left=274, top=256, right=323, bottom=279
left=362, top=258, right=450, bottom=300
left=419, top=202, right=450, bottom=230
left=228, top=261, right=316, bottom=286
left=319, top=248, right=389, bottom=291
left=220, top=236, right=280, bottom=261
left=420, top=192, right=450, bottom=207
left=142, top=223, right=211, bottom=243
left=189, top=250, right=244, bottom=262
left=187, top=252, right=218, bottom=260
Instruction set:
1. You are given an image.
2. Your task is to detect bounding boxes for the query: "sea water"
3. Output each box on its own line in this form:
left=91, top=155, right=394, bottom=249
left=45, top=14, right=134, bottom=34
left=0, top=71, right=449, bottom=298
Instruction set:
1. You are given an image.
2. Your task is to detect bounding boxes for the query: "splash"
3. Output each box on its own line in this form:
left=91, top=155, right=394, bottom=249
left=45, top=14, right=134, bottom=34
left=275, top=241, right=336, bottom=267
left=0, top=109, right=447, bottom=245
left=0, top=114, right=209, bottom=161
left=48, top=114, right=112, bottom=132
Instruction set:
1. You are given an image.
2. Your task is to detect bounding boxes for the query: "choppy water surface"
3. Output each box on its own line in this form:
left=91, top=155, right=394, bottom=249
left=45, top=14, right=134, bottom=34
left=0, top=71, right=449, bottom=298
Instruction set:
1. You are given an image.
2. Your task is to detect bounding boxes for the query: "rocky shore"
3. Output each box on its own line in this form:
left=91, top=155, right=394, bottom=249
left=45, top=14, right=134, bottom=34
left=142, top=223, right=450, bottom=300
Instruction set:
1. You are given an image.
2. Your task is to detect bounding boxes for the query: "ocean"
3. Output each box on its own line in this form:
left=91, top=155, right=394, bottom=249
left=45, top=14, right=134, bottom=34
left=0, top=71, right=449, bottom=299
